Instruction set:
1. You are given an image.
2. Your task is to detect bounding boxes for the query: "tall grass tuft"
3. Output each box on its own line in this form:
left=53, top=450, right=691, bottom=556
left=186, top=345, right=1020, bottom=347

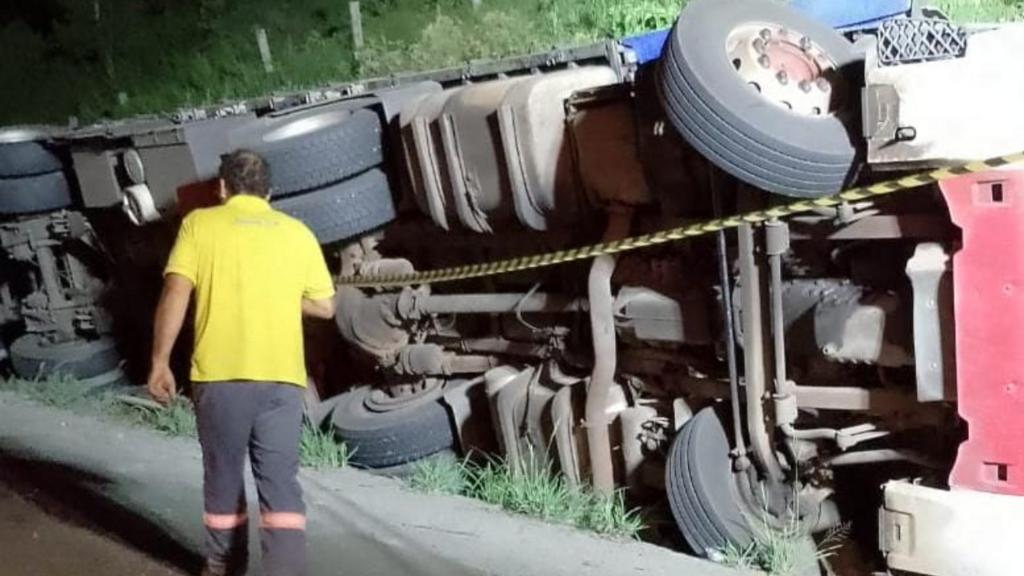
left=299, top=425, right=352, bottom=469
left=1, top=374, right=347, bottom=468
left=409, top=453, right=644, bottom=538
left=0, top=373, right=105, bottom=410
left=715, top=484, right=851, bottom=576
left=408, top=452, right=470, bottom=494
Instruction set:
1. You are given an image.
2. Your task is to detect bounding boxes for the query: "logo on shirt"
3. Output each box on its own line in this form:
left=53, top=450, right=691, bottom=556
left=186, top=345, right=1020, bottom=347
left=233, top=217, right=280, bottom=227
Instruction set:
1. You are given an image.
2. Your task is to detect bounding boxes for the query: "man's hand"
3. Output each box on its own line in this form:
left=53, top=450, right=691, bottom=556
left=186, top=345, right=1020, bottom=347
left=147, top=362, right=177, bottom=404
left=148, top=273, right=193, bottom=404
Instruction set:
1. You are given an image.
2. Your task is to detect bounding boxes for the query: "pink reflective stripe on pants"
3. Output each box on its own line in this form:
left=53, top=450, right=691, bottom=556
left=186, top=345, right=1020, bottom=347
left=260, top=511, right=307, bottom=531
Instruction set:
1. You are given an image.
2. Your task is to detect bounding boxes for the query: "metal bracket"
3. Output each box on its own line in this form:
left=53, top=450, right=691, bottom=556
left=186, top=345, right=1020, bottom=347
left=862, top=84, right=902, bottom=145
left=906, top=243, right=956, bottom=402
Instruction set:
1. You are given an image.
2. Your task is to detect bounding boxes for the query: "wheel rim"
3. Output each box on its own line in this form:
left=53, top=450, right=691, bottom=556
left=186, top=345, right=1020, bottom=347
left=726, top=24, right=844, bottom=117
left=365, top=379, right=444, bottom=413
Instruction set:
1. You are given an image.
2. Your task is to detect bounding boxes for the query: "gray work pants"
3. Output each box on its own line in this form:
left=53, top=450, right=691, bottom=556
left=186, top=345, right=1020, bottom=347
left=195, top=381, right=306, bottom=576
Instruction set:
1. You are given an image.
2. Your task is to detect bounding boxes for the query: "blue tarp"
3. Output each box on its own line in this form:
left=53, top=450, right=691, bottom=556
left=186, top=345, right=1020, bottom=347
left=622, top=29, right=672, bottom=65
left=620, top=0, right=914, bottom=65
left=790, top=0, right=913, bottom=30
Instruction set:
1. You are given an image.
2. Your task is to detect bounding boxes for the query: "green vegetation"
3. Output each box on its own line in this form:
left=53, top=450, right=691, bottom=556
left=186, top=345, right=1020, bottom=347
left=0, top=374, right=349, bottom=468
left=409, top=454, right=644, bottom=538
left=407, top=452, right=469, bottom=495
left=299, top=424, right=352, bottom=469
left=116, top=396, right=199, bottom=437
left=717, top=521, right=848, bottom=576
left=713, top=482, right=850, bottom=576
left=1, top=0, right=1020, bottom=124
left=0, top=0, right=678, bottom=125
left=939, top=0, right=1024, bottom=22
left=0, top=372, right=107, bottom=410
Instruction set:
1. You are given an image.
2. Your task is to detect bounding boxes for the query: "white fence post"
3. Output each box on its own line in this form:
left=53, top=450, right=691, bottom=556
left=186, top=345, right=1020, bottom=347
left=255, top=27, right=275, bottom=74
left=350, top=2, right=364, bottom=50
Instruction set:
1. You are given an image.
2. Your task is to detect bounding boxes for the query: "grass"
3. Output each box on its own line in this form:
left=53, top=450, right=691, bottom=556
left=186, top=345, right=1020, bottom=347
left=356, top=0, right=680, bottom=77
left=409, top=454, right=645, bottom=538
left=299, top=424, right=352, bottom=469
left=937, top=0, right=1024, bottom=22
left=113, top=396, right=199, bottom=437
left=408, top=452, right=470, bottom=495
left=0, top=0, right=679, bottom=125
left=1, top=0, right=1020, bottom=124
left=716, top=520, right=849, bottom=576
left=712, top=480, right=850, bottom=576
left=0, top=372, right=108, bottom=410
left=0, top=373, right=350, bottom=468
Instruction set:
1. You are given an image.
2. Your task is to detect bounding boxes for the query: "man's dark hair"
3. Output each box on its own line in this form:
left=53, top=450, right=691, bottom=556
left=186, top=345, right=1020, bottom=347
left=219, top=150, right=271, bottom=197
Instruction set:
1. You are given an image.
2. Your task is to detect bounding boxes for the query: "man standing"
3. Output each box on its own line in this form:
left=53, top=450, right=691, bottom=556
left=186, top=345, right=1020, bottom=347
left=147, top=150, right=336, bottom=576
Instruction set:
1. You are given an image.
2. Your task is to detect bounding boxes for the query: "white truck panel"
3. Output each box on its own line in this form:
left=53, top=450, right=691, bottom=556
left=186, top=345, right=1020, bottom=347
left=865, top=25, right=1024, bottom=167
left=881, top=480, right=1024, bottom=576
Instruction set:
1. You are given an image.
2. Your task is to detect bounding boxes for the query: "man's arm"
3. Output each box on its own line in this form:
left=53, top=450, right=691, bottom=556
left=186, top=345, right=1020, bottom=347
left=302, top=296, right=336, bottom=320
left=147, top=273, right=194, bottom=403
left=301, top=229, right=336, bottom=320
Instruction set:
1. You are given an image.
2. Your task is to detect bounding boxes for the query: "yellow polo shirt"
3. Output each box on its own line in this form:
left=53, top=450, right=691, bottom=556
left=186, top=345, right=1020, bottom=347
left=164, top=194, right=335, bottom=387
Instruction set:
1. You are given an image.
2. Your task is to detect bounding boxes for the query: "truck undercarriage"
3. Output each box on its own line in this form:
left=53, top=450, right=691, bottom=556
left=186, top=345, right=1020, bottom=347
left=2, top=1, right=1023, bottom=574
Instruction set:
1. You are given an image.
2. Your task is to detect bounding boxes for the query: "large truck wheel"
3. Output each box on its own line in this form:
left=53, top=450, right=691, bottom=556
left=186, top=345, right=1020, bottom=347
left=666, top=408, right=821, bottom=575
left=273, top=168, right=396, bottom=245
left=658, top=0, right=862, bottom=197
left=10, top=335, right=121, bottom=380
left=0, top=171, right=73, bottom=216
left=330, top=385, right=456, bottom=469
left=257, top=108, right=384, bottom=197
left=667, top=408, right=756, bottom=556
left=0, top=129, right=64, bottom=178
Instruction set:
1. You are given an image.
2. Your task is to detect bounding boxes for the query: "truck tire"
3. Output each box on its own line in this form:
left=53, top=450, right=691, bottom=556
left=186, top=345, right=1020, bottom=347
left=364, top=449, right=459, bottom=480
left=668, top=408, right=824, bottom=575
left=330, top=386, right=456, bottom=469
left=0, top=140, right=64, bottom=178
left=258, top=108, right=384, bottom=197
left=10, top=335, right=122, bottom=380
left=658, top=0, right=862, bottom=197
left=0, top=171, right=74, bottom=215
left=666, top=408, right=754, bottom=556
left=273, top=168, right=395, bottom=245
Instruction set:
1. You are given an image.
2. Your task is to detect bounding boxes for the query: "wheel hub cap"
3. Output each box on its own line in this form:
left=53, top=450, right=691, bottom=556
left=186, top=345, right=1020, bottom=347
left=727, top=24, right=843, bottom=116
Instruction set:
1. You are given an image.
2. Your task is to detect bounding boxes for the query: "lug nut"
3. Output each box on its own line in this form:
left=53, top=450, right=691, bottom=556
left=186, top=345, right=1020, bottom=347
left=753, top=37, right=765, bottom=54
left=758, top=55, right=771, bottom=68
left=799, top=80, right=812, bottom=93
left=799, top=36, right=812, bottom=51
left=817, top=78, right=831, bottom=92
left=760, top=28, right=772, bottom=41
left=776, top=70, right=788, bottom=85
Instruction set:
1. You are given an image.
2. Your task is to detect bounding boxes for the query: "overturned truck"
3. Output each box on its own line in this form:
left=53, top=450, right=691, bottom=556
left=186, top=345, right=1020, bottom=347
left=2, top=0, right=1024, bottom=574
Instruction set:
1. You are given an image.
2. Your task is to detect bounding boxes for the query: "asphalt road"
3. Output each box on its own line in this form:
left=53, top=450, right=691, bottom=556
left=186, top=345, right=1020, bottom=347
left=0, top=469, right=188, bottom=576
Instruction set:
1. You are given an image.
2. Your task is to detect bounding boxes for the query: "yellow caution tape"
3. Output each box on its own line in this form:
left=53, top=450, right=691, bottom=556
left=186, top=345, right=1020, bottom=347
left=338, top=152, right=1024, bottom=288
